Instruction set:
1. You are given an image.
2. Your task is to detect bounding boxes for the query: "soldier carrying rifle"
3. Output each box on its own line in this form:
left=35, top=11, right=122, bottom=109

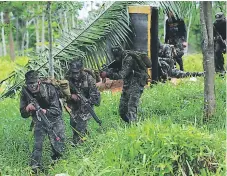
left=213, top=12, right=226, bottom=73
left=66, top=59, right=101, bottom=146
left=20, top=70, right=65, bottom=173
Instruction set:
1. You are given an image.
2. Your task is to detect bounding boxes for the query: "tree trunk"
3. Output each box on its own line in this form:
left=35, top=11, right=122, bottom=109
left=72, top=12, right=75, bottom=29
left=1, top=12, right=6, bottom=56
left=47, top=1, right=54, bottom=78
left=185, top=12, right=192, bottom=54
left=0, top=42, right=2, bottom=56
left=15, top=17, right=20, bottom=53
left=64, top=11, right=68, bottom=33
left=200, top=1, right=216, bottom=121
left=163, top=14, right=167, bottom=41
left=21, top=33, right=25, bottom=56
left=35, top=17, right=40, bottom=53
left=25, top=21, right=29, bottom=51
left=41, top=11, right=45, bottom=51
left=5, top=12, right=15, bottom=61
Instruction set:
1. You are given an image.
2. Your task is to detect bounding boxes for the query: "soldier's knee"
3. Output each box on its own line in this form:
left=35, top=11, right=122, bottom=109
left=34, top=142, right=43, bottom=151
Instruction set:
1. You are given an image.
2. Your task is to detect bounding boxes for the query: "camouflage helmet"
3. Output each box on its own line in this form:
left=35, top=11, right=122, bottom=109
left=69, top=59, right=83, bottom=72
left=215, top=12, right=225, bottom=21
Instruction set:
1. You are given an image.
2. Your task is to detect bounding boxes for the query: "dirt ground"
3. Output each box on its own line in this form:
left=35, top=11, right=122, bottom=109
left=96, top=78, right=181, bottom=93
left=96, top=78, right=123, bottom=93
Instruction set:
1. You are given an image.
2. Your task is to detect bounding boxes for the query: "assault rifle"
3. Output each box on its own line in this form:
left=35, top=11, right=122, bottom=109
left=23, top=87, right=60, bottom=141
left=100, top=60, right=122, bottom=73
left=69, top=83, right=102, bottom=126
left=99, top=60, right=122, bottom=83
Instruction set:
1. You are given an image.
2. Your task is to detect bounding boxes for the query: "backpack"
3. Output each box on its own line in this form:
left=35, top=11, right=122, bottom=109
left=40, top=78, right=71, bottom=100
left=124, top=50, right=152, bottom=70
left=83, top=68, right=101, bottom=83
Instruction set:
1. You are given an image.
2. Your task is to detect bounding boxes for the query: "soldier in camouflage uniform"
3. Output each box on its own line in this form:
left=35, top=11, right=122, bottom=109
left=100, top=46, right=149, bottom=123
left=158, top=41, right=204, bottom=81
left=66, top=59, right=101, bottom=145
left=165, top=11, right=187, bottom=71
left=213, top=12, right=226, bottom=73
left=20, top=70, right=65, bottom=172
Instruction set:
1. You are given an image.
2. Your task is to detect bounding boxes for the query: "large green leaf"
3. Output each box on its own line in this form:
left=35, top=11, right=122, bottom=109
left=0, top=1, right=197, bottom=99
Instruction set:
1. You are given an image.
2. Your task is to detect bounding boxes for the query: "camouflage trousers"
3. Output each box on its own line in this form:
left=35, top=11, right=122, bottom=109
left=169, top=37, right=185, bottom=71
left=119, top=78, right=144, bottom=123
left=171, top=69, right=204, bottom=78
left=214, top=40, right=225, bottom=72
left=31, top=118, right=65, bottom=168
left=70, top=109, right=91, bottom=144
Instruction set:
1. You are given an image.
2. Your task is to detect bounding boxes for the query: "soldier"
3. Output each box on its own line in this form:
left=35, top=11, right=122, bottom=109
left=165, top=11, right=187, bottom=71
left=66, top=59, right=101, bottom=145
left=213, top=12, right=226, bottom=73
left=20, top=70, right=65, bottom=172
left=158, top=42, right=204, bottom=81
left=100, top=46, right=149, bottom=123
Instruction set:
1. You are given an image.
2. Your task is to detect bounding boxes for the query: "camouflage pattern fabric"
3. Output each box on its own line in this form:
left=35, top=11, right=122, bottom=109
left=158, top=44, right=204, bottom=80
left=165, top=17, right=187, bottom=71
left=108, top=50, right=148, bottom=123
left=67, top=71, right=100, bottom=144
left=214, top=38, right=226, bottom=72
left=20, top=83, right=65, bottom=168
left=168, top=37, right=185, bottom=71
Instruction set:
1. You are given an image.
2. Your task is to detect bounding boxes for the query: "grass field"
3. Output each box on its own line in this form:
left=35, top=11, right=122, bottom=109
left=0, top=54, right=226, bottom=175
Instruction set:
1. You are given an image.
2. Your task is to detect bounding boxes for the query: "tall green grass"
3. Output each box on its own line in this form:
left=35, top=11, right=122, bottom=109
left=0, top=76, right=225, bottom=176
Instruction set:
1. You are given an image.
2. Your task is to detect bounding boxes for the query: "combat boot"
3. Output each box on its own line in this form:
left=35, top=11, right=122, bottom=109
left=126, top=112, right=137, bottom=124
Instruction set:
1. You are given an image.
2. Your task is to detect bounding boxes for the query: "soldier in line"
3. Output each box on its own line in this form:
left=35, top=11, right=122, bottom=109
left=100, top=46, right=149, bottom=123
left=165, top=11, right=187, bottom=71
left=66, top=59, right=101, bottom=146
left=20, top=70, right=65, bottom=172
left=158, top=41, right=204, bottom=81
left=213, top=12, right=226, bottom=73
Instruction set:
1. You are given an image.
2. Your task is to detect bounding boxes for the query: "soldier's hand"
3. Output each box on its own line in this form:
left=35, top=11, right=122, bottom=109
left=182, top=42, right=187, bottom=48
left=26, top=103, right=36, bottom=112
left=100, top=71, right=107, bottom=79
left=41, top=109, right=47, bottom=114
left=71, top=94, right=79, bottom=101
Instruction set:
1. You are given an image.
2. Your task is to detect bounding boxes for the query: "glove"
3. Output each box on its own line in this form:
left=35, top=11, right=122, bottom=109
left=71, top=94, right=79, bottom=101
left=41, top=109, right=47, bottom=114
left=100, top=71, right=108, bottom=79
left=182, top=42, right=187, bottom=48
left=26, top=103, right=36, bottom=112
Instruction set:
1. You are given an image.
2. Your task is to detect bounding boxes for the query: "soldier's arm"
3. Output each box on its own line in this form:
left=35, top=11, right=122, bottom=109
left=46, top=85, right=62, bottom=118
left=165, top=20, right=170, bottom=43
left=88, top=75, right=101, bottom=106
left=180, top=19, right=187, bottom=41
left=20, top=88, right=30, bottom=118
left=108, top=56, right=134, bottom=80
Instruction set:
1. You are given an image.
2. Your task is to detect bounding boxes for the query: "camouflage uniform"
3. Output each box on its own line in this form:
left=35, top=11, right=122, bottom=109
left=213, top=12, right=226, bottom=73
left=158, top=43, right=204, bottom=80
left=106, top=49, right=148, bottom=123
left=165, top=16, right=187, bottom=71
left=66, top=60, right=100, bottom=145
left=20, top=71, right=65, bottom=170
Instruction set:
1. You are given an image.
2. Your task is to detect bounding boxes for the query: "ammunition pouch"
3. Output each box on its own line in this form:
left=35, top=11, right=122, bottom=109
left=133, top=71, right=148, bottom=86
left=58, top=80, right=71, bottom=100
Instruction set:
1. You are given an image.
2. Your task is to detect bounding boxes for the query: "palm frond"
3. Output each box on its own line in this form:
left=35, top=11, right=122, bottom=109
left=1, top=1, right=197, bottom=99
